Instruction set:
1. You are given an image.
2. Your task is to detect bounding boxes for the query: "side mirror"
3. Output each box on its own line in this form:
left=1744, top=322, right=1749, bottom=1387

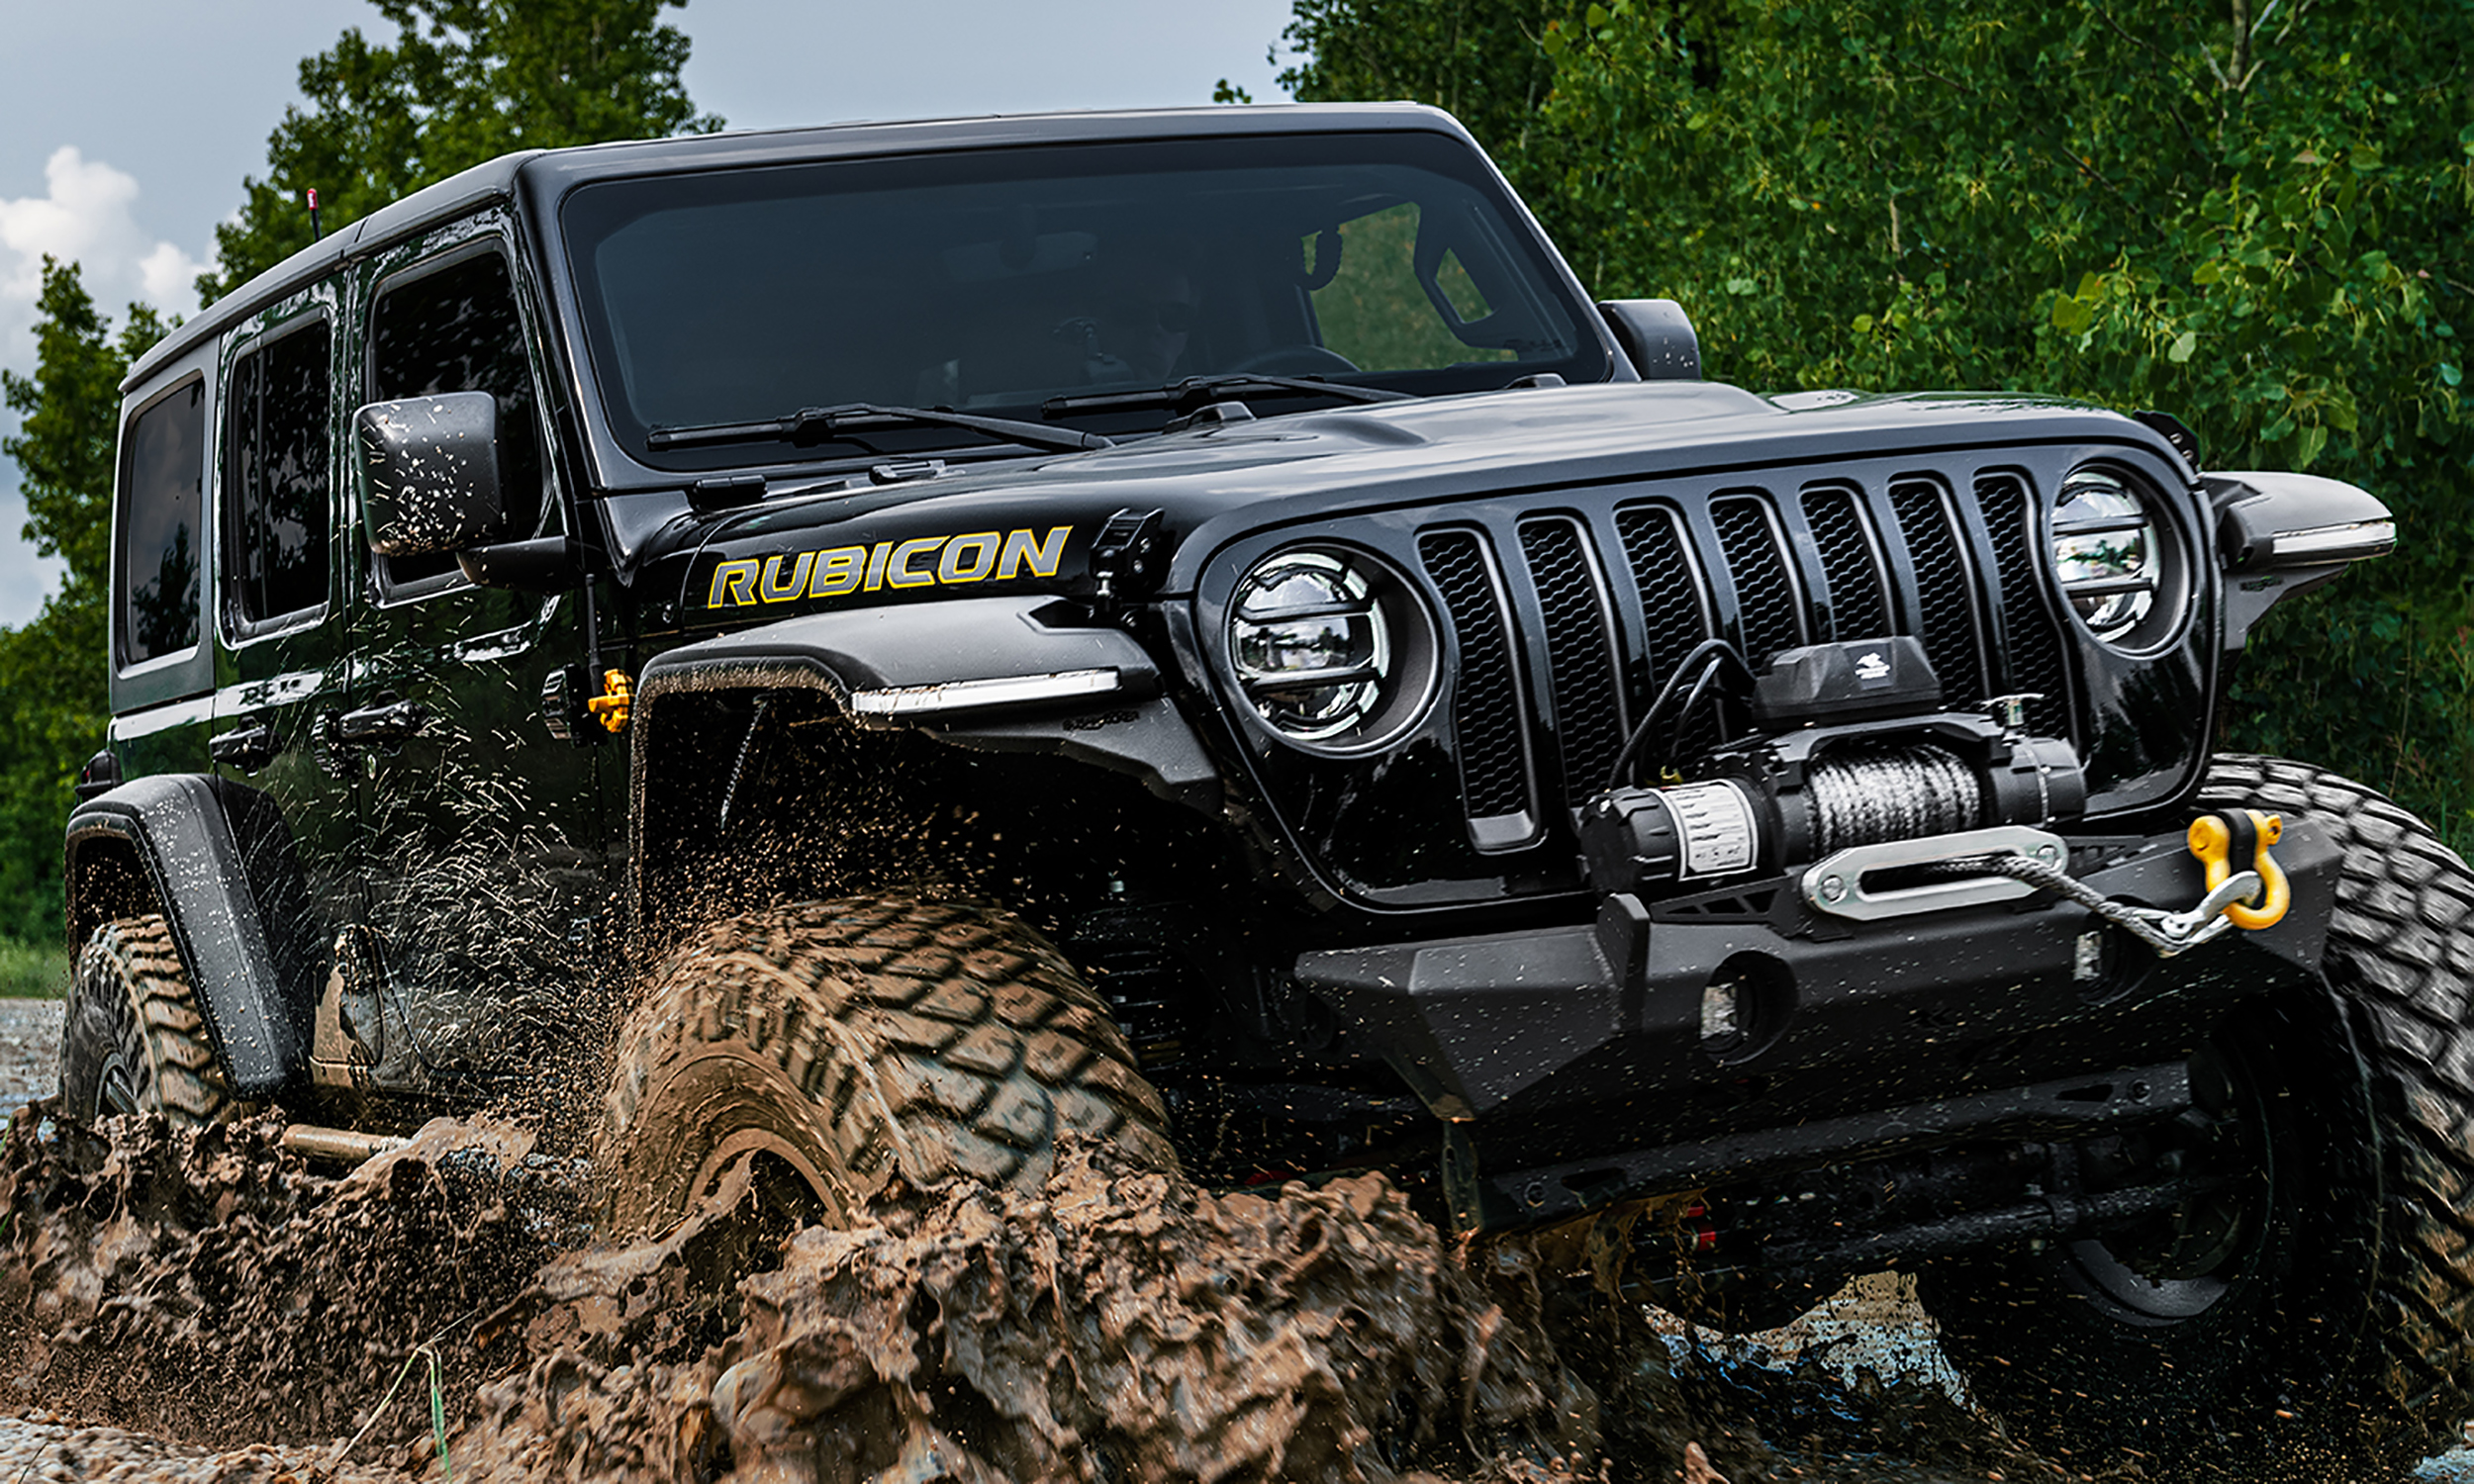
left=2208, top=471, right=2396, bottom=572
left=1598, top=298, right=1701, bottom=381
left=355, top=392, right=503, bottom=556
left=2206, top=470, right=2396, bottom=653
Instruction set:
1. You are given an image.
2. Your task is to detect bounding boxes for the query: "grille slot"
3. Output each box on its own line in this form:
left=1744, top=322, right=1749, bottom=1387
left=1710, top=496, right=1808, bottom=671
left=1801, top=484, right=1892, bottom=642
left=1419, top=529, right=1534, bottom=827
left=1519, top=517, right=1629, bottom=806
left=1614, top=505, right=1719, bottom=770
left=1977, top=474, right=2073, bottom=739
left=1888, top=480, right=1988, bottom=710
left=1389, top=466, right=2077, bottom=856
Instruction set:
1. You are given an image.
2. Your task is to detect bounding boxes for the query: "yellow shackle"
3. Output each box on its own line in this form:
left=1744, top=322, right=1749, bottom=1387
left=2186, top=808, right=2290, bottom=931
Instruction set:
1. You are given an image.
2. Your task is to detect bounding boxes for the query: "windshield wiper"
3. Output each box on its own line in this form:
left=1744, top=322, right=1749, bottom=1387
left=646, top=403, right=1112, bottom=454
left=1042, top=374, right=1412, bottom=419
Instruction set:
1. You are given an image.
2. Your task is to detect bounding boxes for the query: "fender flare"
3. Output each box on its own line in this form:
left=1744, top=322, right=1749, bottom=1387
left=629, top=597, right=1225, bottom=903
left=632, top=596, right=1222, bottom=802
left=64, top=775, right=317, bottom=1098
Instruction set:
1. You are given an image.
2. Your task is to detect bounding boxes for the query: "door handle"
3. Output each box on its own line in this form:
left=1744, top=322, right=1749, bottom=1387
left=334, top=696, right=432, bottom=746
left=208, top=724, right=282, bottom=772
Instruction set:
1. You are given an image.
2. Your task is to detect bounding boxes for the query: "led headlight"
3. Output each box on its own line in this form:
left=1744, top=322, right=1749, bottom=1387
left=2051, top=467, right=2183, bottom=649
left=1228, top=547, right=1436, bottom=750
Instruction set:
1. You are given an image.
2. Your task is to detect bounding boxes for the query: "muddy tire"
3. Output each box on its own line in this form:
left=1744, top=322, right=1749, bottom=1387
left=58, top=914, right=235, bottom=1125
left=1920, top=755, right=2474, bottom=1477
left=598, top=895, right=1179, bottom=1235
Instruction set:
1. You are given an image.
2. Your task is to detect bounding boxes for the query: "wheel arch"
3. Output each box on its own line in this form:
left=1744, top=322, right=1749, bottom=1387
left=627, top=596, right=1227, bottom=941
left=64, top=774, right=320, bottom=1098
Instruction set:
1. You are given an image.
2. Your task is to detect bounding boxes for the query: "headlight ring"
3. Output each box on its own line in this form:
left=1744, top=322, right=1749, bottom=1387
left=2050, top=466, right=2188, bottom=652
left=1227, top=546, right=1437, bottom=752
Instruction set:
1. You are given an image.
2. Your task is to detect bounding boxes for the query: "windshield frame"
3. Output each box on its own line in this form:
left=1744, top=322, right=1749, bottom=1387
left=523, top=110, right=1619, bottom=494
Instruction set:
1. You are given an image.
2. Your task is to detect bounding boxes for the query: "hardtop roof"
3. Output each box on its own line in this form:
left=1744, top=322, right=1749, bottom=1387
left=121, top=102, right=1467, bottom=394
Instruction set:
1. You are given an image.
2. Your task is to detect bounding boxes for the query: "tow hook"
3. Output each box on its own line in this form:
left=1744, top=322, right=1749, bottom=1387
left=2187, top=809, right=2290, bottom=931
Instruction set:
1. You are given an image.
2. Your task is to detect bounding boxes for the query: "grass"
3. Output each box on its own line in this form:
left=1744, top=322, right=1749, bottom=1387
left=0, top=939, right=66, bottom=999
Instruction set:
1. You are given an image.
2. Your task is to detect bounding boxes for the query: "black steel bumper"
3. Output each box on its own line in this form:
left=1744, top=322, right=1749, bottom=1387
left=1296, top=820, right=2342, bottom=1231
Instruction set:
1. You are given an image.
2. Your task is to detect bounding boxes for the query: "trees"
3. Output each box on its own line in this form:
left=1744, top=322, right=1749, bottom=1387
left=1, top=3, right=721, bottom=948
left=1283, top=0, right=2474, bottom=841
left=0, top=261, right=165, bottom=945
left=200, top=0, right=719, bottom=303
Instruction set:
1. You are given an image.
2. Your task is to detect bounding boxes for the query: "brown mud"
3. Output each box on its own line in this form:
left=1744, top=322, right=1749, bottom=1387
left=0, top=1108, right=2092, bottom=1483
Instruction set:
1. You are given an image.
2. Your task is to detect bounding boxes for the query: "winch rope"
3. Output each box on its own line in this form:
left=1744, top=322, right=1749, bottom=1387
left=1806, top=745, right=1984, bottom=855
left=1925, top=852, right=2205, bottom=957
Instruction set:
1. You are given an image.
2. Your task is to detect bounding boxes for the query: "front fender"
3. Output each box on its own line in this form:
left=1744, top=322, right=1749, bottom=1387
left=628, top=597, right=1224, bottom=907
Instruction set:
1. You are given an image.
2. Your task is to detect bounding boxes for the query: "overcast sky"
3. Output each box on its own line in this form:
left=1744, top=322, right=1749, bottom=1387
left=0, top=0, right=1299, bottom=627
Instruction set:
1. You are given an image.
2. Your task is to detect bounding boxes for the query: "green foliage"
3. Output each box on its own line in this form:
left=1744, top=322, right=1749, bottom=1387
left=200, top=0, right=721, bottom=303
left=1283, top=0, right=2474, bottom=841
left=0, top=261, right=163, bottom=946
left=0, top=941, right=67, bottom=999
left=1281, top=0, right=1568, bottom=172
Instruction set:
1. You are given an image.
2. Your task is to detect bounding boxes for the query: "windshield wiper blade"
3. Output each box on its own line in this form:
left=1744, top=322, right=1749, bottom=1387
left=1042, top=374, right=1412, bottom=419
left=647, top=403, right=1112, bottom=454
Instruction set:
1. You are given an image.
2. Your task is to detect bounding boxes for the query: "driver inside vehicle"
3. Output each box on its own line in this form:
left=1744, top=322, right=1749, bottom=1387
left=1039, top=239, right=1202, bottom=389
left=1092, top=246, right=1198, bottom=383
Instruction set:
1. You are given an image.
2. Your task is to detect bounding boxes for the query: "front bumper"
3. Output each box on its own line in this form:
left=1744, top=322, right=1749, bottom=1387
left=1296, top=819, right=2341, bottom=1231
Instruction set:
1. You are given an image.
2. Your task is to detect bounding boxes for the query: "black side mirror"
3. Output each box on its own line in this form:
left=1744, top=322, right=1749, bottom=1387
left=355, top=392, right=503, bottom=556
left=2207, top=471, right=2396, bottom=573
left=1598, top=299, right=1702, bottom=380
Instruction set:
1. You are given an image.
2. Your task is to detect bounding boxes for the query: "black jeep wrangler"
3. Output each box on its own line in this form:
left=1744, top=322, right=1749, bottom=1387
left=64, top=102, right=2470, bottom=1470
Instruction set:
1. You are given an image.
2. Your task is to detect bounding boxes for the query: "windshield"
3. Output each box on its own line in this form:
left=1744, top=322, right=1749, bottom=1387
left=560, top=131, right=1600, bottom=469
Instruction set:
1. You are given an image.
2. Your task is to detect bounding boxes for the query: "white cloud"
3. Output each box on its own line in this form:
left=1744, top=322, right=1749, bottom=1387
left=137, top=239, right=207, bottom=309
left=0, top=146, right=205, bottom=359
left=0, top=146, right=209, bottom=626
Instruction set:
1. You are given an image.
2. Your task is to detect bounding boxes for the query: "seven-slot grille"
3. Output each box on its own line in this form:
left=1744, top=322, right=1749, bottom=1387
left=1418, top=475, right=2077, bottom=845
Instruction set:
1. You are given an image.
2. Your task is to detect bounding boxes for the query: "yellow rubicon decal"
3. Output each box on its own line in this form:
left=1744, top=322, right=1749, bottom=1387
left=706, top=525, right=1070, bottom=608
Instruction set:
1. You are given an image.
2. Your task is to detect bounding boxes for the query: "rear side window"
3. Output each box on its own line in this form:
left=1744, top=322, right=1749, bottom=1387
left=117, top=379, right=206, bottom=667
left=368, top=250, right=543, bottom=587
left=226, top=322, right=333, bottom=625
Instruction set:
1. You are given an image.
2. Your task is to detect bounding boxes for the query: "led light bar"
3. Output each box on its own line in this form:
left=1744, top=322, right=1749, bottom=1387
left=847, top=667, right=1122, bottom=717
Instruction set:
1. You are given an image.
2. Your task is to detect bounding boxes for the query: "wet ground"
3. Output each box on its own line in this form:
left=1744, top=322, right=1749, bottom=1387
left=0, top=1009, right=2466, bottom=1482
left=0, top=999, right=62, bottom=1120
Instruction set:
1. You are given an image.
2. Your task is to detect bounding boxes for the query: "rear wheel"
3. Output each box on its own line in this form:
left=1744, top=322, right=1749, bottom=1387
left=597, top=895, right=1178, bottom=1235
left=58, top=914, right=235, bottom=1126
left=1920, top=756, right=2474, bottom=1477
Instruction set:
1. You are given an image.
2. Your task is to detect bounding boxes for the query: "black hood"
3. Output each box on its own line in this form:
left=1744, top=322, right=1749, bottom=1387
left=638, top=381, right=2185, bottom=626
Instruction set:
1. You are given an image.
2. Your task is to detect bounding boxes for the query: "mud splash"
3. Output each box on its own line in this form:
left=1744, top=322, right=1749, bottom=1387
left=0, top=1108, right=2071, bottom=1483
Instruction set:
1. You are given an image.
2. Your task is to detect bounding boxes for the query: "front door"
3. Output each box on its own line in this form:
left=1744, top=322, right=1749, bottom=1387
left=335, top=219, right=610, bottom=1100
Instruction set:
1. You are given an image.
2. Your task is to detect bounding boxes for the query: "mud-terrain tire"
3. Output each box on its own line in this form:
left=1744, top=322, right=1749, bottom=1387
left=58, top=914, right=235, bottom=1125
left=1921, top=755, right=2474, bottom=1478
left=598, top=895, right=1179, bottom=1235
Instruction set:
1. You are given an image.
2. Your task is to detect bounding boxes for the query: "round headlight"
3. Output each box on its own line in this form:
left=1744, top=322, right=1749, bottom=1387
left=1228, top=547, right=1435, bottom=750
left=2051, top=467, right=2181, bottom=649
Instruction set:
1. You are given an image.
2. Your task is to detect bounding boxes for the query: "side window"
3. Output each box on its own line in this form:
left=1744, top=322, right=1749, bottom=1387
left=367, top=250, right=545, bottom=587
left=116, top=380, right=206, bottom=667
left=226, top=321, right=333, bottom=626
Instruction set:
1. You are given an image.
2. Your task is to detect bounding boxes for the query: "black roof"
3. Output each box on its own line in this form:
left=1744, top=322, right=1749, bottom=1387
left=122, top=102, right=1467, bottom=393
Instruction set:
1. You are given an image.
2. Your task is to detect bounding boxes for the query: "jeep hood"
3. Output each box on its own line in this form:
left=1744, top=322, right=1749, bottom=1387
left=639, top=381, right=2175, bottom=627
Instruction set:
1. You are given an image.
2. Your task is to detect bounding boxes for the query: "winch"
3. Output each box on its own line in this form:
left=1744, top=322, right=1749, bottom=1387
left=1578, top=638, right=2288, bottom=958
left=1579, top=637, right=2087, bottom=894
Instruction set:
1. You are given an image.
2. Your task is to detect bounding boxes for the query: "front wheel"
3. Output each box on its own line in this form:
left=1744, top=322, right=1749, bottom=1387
left=58, top=914, right=235, bottom=1125
left=1919, top=756, right=2474, bottom=1478
left=597, top=895, right=1179, bottom=1236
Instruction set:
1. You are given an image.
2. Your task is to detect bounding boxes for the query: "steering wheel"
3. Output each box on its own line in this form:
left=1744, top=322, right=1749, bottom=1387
left=1222, top=344, right=1362, bottom=377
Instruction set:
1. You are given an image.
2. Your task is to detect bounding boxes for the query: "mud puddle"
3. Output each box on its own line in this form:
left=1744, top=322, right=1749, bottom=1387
left=0, top=1106, right=2131, bottom=1482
